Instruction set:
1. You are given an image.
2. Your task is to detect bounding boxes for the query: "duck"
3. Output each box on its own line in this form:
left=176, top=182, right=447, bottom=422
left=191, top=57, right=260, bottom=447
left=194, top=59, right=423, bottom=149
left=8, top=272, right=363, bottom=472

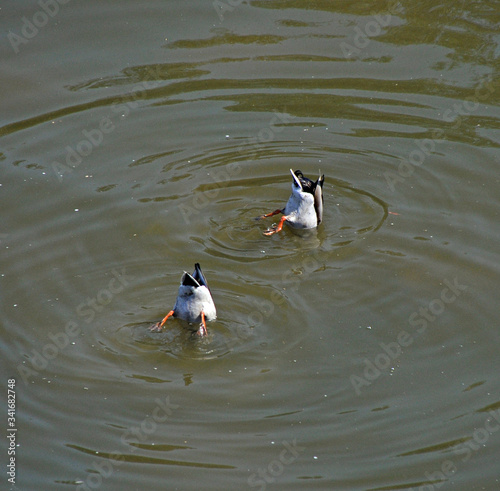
left=257, top=169, right=325, bottom=235
left=150, top=263, right=216, bottom=336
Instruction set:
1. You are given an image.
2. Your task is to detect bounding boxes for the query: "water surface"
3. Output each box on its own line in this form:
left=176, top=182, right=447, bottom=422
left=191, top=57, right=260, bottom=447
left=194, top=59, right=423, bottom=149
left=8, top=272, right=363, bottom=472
left=1, top=1, right=500, bottom=490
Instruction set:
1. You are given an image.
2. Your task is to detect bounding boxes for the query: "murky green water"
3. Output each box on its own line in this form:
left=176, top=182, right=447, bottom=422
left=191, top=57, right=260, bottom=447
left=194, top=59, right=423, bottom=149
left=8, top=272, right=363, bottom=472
left=1, top=1, right=500, bottom=490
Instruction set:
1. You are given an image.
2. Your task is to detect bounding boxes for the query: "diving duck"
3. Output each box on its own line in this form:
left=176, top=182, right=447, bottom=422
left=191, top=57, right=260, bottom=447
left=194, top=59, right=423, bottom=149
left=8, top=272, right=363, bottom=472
left=258, top=169, right=325, bottom=235
left=150, top=263, right=216, bottom=336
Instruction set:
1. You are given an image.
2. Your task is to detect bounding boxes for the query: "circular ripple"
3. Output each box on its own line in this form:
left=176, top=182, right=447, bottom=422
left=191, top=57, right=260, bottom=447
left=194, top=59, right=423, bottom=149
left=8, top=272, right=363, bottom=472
left=123, top=281, right=309, bottom=361
left=112, top=140, right=390, bottom=359
left=141, top=140, right=389, bottom=262
left=3, top=131, right=389, bottom=363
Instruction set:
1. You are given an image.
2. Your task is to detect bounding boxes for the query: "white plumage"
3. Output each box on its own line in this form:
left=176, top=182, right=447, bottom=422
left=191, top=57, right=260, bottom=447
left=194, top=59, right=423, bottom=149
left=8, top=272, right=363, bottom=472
left=173, top=268, right=216, bottom=323
left=151, top=263, right=216, bottom=336
left=258, top=169, right=325, bottom=235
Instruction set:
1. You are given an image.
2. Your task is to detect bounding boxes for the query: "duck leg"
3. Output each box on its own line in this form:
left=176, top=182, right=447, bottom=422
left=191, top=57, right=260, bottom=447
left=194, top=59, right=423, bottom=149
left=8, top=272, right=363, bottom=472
left=150, top=309, right=175, bottom=331
left=256, top=209, right=283, bottom=220
left=263, top=215, right=288, bottom=236
left=196, top=311, right=208, bottom=337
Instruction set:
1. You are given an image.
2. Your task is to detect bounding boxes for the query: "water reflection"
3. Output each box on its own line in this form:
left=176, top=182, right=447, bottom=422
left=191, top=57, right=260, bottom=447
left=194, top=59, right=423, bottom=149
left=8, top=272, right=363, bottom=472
left=1, top=1, right=499, bottom=490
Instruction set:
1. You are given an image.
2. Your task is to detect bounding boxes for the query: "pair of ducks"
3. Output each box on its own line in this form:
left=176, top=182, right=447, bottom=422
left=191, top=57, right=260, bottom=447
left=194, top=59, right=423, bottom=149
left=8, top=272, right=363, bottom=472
left=150, top=169, right=325, bottom=336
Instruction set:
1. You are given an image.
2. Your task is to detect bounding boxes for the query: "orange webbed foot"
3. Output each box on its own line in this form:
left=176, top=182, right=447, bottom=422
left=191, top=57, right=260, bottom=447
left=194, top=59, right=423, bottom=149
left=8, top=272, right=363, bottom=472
left=263, top=215, right=287, bottom=236
left=150, top=310, right=174, bottom=332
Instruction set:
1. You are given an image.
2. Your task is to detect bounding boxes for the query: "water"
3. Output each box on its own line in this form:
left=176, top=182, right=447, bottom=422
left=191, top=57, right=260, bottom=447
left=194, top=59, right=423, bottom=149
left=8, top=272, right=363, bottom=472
left=1, top=1, right=499, bottom=490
